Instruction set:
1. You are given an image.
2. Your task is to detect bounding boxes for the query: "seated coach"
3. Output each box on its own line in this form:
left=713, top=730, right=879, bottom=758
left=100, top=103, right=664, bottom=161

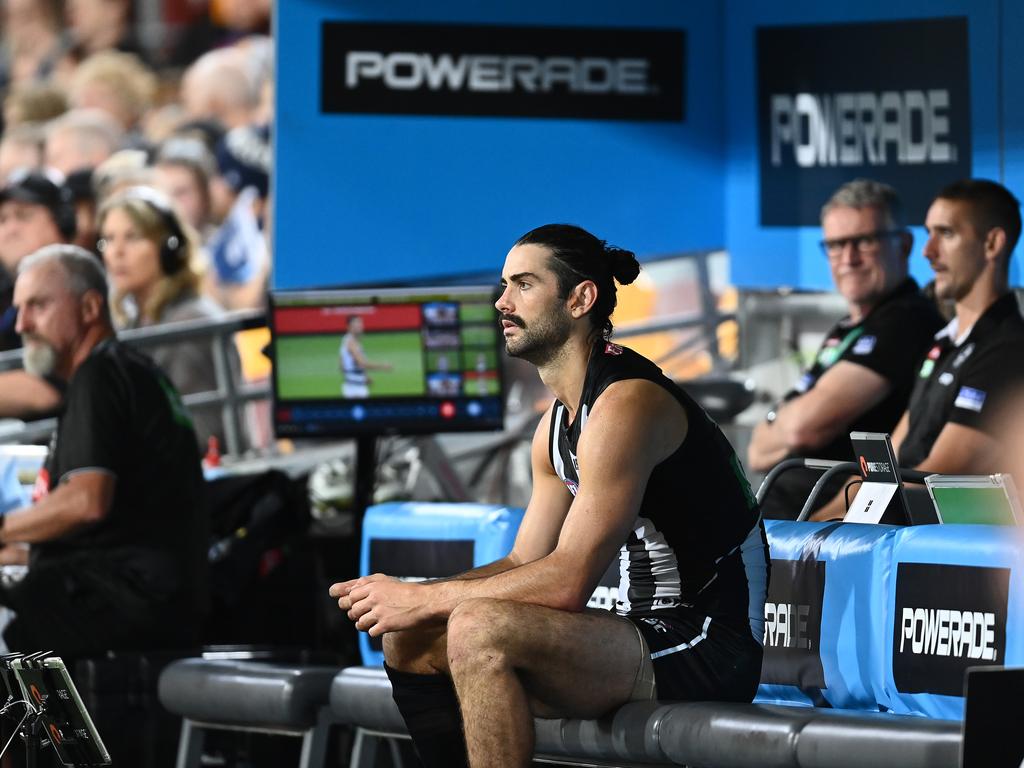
left=0, top=244, right=208, bottom=658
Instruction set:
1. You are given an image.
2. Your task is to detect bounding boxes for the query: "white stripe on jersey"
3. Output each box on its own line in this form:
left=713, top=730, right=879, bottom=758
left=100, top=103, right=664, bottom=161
left=650, top=616, right=713, bottom=659
left=551, top=404, right=567, bottom=480
left=615, top=516, right=683, bottom=615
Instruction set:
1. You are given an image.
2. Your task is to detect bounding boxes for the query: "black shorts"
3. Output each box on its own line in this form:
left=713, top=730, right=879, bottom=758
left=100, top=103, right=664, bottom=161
left=628, top=610, right=763, bottom=702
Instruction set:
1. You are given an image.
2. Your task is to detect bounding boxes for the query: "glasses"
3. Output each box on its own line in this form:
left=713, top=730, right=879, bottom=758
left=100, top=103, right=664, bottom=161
left=819, top=229, right=905, bottom=260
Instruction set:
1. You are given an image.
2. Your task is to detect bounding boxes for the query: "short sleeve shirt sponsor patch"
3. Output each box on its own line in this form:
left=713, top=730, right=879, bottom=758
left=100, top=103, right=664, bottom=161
left=852, top=335, right=877, bottom=355
left=953, top=386, right=986, bottom=412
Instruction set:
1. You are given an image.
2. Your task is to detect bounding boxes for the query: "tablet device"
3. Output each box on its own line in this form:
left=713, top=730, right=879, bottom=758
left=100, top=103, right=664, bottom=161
left=10, top=655, right=111, bottom=766
left=845, top=431, right=914, bottom=525
left=925, top=474, right=1022, bottom=526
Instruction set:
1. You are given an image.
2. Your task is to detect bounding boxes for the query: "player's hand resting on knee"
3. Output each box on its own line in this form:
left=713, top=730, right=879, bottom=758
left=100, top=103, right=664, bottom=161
left=329, top=574, right=436, bottom=636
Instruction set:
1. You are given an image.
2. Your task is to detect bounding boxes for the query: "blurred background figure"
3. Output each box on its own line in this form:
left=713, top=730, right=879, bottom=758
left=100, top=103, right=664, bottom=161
left=0, top=122, right=45, bottom=180
left=154, top=134, right=216, bottom=242
left=0, top=169, right=76, bottom=349
left=44, top=107, right=123, bottom=175
left=96, top=186, right=231, bottom=448
left=0, top=0, right=66, bottom=91
left=207, top=120, right=270, bottom=310
left=66, top=50, right=157, bottom=137
left=3, top=80, right=68, bottom=129
left=64, top=0, right=146, bottom=62
left=180, top=46, right=259, bottom=130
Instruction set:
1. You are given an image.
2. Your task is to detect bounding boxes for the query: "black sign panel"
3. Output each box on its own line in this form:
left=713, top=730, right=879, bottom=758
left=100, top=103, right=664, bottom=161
left=757, top=17, right=971, bottom=226
left=366, top=538, right=475, bottom=650
left=760, top=558, right=826, bottom=688
left=893, top=563, right=1009, bottom=696
left=322, top=21, right=685, bottom=121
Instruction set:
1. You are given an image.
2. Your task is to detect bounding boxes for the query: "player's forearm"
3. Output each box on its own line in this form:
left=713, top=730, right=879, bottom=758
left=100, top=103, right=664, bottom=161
left=0, top=371, right=62, bottom=418
left=424, top=554, right=520, bottom=584
left=424, top=551, right=589, bottom=620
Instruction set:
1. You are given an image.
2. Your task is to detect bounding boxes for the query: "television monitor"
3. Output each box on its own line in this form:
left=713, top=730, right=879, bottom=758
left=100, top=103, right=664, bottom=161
left=269, top=285, right=505, bottom=437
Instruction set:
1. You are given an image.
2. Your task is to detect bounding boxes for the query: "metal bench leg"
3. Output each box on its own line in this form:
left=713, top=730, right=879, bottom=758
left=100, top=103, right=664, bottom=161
left=350, top=727, right=379, bottom=768
left=175, top=719, right=205, bottom=768
left=299, top=707, right=334, bottom=768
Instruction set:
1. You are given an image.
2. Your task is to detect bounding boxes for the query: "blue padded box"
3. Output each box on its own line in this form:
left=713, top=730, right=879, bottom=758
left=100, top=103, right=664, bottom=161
left=757, top=520, right=899, bottom=710
left=883, top=524, right=1024, bottom=719
left=358, top=502, right=525, bottom=665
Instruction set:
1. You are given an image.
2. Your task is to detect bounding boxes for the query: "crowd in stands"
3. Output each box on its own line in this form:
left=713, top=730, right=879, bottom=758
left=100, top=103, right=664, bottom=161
left=0, top=0, right=273, bottom=448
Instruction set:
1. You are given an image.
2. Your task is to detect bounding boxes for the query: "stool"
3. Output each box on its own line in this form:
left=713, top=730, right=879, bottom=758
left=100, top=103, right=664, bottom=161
left=158, top=658, right=339, bottom=768
left=329, top=667, right=409, bottom=768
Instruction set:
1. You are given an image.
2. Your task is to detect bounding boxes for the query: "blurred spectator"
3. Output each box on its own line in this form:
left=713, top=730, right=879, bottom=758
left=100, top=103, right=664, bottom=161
left=0, top=122, right=45, bottom=180
left=212, top=0, right=270, bottom=36
left=67, top=50, right=158, bottom=134
left=45, top=107, right=124, bottom=175
left=64, top=166, right=98, bottom=252
left=64, top=0, right=146, bottom=61
left=3, top=80, right=68, bottom=128
left=92, top=147, right=152, bottom=202
left=181, top=47, right=260, bottom=129
left=97, top=186, right=230, bottom=447
left=0, top=170, right=76, bottom=350
left=154, top=135, right=216, bottom=240
left=206, top=121, right=270, bottom=310
left=0, top=0, right=67, bottom=90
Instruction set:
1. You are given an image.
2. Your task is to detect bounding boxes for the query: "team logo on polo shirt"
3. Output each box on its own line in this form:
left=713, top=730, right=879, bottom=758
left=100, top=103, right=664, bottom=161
left=852, top=335, right=877, bottom=355
left=954, top=386, right=986, bottom=412
left=952, top=342, right=975, bottom=369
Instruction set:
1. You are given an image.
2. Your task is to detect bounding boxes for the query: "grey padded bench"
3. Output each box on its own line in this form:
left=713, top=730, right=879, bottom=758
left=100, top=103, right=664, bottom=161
left=158, top=658, right=340, bottom=768
left=331, top=666, right=964, bottom=768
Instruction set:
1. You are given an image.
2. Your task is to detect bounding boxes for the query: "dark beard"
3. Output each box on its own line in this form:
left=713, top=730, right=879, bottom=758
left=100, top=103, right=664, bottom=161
left=504, top=309, right=573, bottom=366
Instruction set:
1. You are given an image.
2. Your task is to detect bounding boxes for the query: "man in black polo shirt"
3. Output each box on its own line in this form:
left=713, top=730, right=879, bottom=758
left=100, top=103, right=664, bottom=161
left=0, top=244, right=208, bottom=659
left=894, top=179, right=1024, bottom=472
left=749, top=179, right=943, bottom=519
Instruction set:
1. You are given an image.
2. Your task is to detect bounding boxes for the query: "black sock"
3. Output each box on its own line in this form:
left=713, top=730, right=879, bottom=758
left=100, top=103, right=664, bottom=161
left=384, top=662, right=469, bottom=768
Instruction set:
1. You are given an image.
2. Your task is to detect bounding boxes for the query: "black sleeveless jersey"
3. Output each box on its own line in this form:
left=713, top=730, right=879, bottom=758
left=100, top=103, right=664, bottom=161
left=549, top=341, right=769, bottom=641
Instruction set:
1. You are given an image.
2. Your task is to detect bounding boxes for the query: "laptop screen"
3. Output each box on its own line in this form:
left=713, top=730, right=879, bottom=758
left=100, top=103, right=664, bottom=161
left=925, top=474, right=1021, bottom=526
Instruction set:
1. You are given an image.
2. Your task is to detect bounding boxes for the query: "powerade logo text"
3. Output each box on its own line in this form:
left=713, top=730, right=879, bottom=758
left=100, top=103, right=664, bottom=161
left=345, top=52, right=653, bottom=96
left=893, top=563, right=1009, bottom=696
left=757, top=17, right=970, bottom=226
left=322, top=22, right=685, bottom=121
left=760, top=559, right=826, bottom=688
left=765, top=601, right=812, bottom=649
left=899, top=608, right=997, bottom=661
left=769, top=90, right=956, bottom=168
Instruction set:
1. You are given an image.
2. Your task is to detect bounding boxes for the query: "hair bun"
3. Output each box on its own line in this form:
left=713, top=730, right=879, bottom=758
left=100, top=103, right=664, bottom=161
left=607, top=247, right=640, bottom=286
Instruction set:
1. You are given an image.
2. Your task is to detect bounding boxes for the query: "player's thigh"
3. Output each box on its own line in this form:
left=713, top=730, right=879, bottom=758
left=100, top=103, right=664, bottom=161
left=446, top=599, right=643, bottom=720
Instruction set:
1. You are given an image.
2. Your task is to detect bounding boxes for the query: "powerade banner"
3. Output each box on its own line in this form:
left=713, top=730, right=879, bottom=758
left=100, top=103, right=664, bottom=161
left=893, top=563, right=1009, bottom=697
left=761, top=558, right=826, bottom=688
left=757, top=17, right=970, bottom=226
left=321, top=21, right=685, bottom=121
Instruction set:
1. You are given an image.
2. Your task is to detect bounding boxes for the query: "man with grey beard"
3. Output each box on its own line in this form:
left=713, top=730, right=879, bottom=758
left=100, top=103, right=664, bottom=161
left=0, top=244, right=208, bottom=659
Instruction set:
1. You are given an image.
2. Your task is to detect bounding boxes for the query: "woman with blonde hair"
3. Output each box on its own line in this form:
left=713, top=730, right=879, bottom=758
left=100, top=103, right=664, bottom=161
left=96, top=186, right=230, bottom=449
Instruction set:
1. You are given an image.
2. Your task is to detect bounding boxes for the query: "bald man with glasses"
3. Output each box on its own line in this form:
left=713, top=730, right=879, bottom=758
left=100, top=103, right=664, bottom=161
left=749, top=179, right=944, bottom=520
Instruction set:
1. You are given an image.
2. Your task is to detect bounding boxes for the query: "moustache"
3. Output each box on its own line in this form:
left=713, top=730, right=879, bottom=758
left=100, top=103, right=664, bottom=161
left=502, top=315, right=526, bottom=329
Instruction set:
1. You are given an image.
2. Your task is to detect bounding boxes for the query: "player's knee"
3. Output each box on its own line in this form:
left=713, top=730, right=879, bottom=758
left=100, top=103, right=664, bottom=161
left=382, top=627, right=434, bottom=670
left=446, top=598, right=513, bottom=671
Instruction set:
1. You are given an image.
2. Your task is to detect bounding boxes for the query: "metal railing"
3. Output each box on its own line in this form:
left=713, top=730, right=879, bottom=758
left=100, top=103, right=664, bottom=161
left=0, top=309, right=270, bottom=457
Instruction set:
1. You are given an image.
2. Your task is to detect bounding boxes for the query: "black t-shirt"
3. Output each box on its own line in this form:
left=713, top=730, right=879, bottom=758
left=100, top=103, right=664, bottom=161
left=899, top=293, right=1024, bottom=468
left=0, top=267, right=17, bottom=352
left=762, top=280, right=943, bottom=520
left=34, top=338, right=208, bottom=621
left=549, top=340, right=768, bottom=636
left=783, top=278, right=944, bottom=460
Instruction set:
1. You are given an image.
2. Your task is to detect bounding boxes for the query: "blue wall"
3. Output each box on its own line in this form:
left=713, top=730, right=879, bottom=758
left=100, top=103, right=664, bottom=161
left=275, top=1, right=724, bottom=289
left=723, top=0, right=1008, bottom=289
left=274, top=1, right=1021, bottom=290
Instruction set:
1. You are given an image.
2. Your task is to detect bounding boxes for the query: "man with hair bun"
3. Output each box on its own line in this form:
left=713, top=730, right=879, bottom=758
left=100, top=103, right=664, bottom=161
left=332, top=224, right=769, bottom=768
